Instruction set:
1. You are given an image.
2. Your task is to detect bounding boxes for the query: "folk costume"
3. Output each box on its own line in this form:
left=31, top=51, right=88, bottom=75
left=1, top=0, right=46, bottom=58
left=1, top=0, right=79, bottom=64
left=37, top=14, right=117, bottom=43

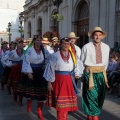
left=68, top=32, right=81, bottom=85
left=68, top=32, right=81, bottom=59
left=81, top=27, right=110, bottom=120
left=17, top=36, right=50, bottom=119
left=8, top=39, right=24, bottom=105
left=0, top=41, right=11, bottom=90
left=43, top=37, right=84, bottom=120
left=1, top=41, right=16, bottom=94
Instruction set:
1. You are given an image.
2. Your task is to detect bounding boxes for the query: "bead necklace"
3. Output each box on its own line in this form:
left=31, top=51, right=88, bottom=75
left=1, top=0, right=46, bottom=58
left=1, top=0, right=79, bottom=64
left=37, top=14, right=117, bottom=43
left=60, top=50, right=70, bottom=64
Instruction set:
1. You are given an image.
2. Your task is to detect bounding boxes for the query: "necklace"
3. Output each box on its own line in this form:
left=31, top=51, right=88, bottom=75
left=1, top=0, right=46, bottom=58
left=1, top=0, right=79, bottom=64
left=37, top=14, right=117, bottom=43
left=34, top=46, right=41, bottom=55
left=16, top=49, right=23, bottom=57
left=60, top=50, right=70, bottom=64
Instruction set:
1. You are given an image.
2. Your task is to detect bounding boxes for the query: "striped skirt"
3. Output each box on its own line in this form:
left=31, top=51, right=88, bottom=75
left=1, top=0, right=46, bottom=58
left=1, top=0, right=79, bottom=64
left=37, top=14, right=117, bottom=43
left=46, top=71, right=78, bottom=112
left=9, top=64, right=22, bottom=91
left=17, top=64, right=48, bottom=101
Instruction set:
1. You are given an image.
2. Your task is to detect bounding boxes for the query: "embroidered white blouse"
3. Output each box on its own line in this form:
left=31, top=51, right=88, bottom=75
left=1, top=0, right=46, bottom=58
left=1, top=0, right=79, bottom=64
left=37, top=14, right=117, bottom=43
left=1, top=50, right=10, bottom=67
left=43, top=51, right=84, bottom=82
left=22, top=47, right=50, bottom=73
left=1, top=49, right=24, bottom=67
left=80, top=42, right=110, bottom=70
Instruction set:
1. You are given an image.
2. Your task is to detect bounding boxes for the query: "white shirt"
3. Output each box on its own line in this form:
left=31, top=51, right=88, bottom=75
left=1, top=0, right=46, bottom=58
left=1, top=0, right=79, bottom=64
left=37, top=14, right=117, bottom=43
left=80, top=42, right=110, bottom=70
left=46, top=45, right=54, bottom=54
left=74, top=44, right=81, bottom=59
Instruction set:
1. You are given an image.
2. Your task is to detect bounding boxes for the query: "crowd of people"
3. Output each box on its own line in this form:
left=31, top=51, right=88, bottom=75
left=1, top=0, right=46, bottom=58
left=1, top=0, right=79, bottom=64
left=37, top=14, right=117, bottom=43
left=0, top=26, right=119, bottom=120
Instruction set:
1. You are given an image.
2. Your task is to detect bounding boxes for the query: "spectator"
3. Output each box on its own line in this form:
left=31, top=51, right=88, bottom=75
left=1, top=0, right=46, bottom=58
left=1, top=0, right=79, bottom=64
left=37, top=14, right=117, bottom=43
left=108, top=57, right=120, bottom=94
left=107, top=54, right=118, bottom=74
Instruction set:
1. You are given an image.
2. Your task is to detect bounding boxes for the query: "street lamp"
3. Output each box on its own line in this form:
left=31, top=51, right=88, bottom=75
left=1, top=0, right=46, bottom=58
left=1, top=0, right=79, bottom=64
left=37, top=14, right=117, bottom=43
left=8, top=22, right=12, bottom=43
left=52, top=0, right=63, bottom=35
left=19, top=14, right=24, bottom=38
left=52, top=0, right=63, bottom=9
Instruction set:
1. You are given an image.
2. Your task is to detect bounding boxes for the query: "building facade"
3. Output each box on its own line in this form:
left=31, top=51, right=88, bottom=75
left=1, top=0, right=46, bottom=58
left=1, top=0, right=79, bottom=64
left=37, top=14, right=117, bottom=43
left=23, top=0, right=119, bottom=48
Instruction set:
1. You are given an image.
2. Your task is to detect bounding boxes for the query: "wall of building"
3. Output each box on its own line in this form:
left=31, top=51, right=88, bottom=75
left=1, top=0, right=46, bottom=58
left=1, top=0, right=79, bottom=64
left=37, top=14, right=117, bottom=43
left=23, top=0, right=118, bottom=48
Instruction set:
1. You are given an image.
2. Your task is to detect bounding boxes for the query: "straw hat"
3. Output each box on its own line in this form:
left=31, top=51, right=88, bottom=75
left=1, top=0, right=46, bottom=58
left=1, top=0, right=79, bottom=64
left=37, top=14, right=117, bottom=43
left=41, top=38, right=50, bottom=44
left=68, top=32, right=79, bottom=39
left=52, top=37, right=59, bottom=42
left=88, top=27, right=107, bottom=39
left=15, top=38, right=23, bottom=44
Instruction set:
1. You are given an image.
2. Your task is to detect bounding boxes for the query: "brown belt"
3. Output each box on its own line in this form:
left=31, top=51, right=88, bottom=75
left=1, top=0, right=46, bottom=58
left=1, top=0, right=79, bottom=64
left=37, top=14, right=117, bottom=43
left=85, top=66, right=109, bottom=90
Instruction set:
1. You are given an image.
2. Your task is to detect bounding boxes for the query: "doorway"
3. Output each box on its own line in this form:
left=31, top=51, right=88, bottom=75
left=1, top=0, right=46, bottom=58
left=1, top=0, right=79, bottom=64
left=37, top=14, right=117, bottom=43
left=76, top=1, right=89, bottom=48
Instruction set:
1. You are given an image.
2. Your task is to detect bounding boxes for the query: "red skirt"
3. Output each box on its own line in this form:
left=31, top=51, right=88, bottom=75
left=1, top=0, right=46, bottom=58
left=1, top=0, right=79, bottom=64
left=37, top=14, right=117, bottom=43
left=9, top=64, right=22, bottom=91
left=46, top=73, right=78, bottom=112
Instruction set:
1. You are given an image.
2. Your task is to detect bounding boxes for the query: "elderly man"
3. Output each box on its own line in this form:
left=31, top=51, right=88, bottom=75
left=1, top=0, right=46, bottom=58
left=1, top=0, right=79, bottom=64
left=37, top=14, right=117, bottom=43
left=68, top=32, right=81, bottom=85
left=81, top=27, right=110, bottom=120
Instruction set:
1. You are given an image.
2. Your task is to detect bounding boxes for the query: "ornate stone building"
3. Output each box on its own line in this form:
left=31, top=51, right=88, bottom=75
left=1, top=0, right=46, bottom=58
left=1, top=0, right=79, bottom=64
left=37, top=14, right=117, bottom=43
left=23, top=0, right=119, bottom=48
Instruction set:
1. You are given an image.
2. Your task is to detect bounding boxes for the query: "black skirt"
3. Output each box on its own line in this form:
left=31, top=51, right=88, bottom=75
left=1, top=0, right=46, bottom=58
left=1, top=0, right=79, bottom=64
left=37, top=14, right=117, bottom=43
left=17, top=64, right=48, bottom=101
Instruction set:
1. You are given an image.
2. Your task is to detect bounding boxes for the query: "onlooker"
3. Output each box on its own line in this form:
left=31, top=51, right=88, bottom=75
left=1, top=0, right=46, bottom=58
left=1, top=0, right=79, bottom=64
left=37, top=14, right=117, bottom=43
left=108, top=57, right=120, bottom=94
left=107, top=54, right=118, bottom=74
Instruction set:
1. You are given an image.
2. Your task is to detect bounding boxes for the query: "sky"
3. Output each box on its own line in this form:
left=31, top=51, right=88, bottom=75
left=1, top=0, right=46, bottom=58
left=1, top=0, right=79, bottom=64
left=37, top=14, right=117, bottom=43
left=0, top=0, right=26, bottom=41
left=0, top=0, right=25, bottom=12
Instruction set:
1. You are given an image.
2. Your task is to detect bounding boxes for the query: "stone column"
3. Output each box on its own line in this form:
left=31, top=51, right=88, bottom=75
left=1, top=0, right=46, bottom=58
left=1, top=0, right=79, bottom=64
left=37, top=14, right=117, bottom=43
left=105, top=0, right=116, bottom=48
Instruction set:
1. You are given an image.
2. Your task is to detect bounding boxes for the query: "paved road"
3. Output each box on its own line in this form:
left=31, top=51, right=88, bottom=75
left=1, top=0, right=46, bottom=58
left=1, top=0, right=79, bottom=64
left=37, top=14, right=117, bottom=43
left=0, top=86, right=120, bottom=120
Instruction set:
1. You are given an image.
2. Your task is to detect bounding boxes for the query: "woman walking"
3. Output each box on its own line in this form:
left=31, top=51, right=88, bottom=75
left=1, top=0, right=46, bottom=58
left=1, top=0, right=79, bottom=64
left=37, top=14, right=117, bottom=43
left=44, top=37, right=84, bottom=120
left=17, top=36, right=50, bottom=120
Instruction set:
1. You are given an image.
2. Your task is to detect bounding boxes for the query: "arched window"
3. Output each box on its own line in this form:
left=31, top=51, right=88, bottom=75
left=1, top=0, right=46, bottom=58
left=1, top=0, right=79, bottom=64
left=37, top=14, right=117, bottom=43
left=79, top=3, right=89, bottom=19
left=28, top=22, right=31, bottom=38
left=37, top=18, right=42, bottom=37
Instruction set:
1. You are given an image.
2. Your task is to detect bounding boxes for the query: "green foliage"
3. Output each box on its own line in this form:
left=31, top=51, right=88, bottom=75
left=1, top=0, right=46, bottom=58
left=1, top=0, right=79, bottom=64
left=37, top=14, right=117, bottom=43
left=51, top=14, right=64, bottom=22
left=19, top=29, right=24, bottom=33
left=8, top=33, right=12, bottom=36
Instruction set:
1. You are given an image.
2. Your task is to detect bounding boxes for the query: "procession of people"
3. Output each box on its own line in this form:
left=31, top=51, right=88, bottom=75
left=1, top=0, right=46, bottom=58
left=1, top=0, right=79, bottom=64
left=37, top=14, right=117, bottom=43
left=0, top=27, right=111, bottom=120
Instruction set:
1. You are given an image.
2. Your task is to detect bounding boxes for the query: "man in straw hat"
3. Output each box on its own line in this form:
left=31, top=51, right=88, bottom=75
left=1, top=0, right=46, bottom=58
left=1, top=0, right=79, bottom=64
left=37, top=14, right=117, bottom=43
left=68, top=32, right=81, bottom=86
left=81, top=27, right=110, bottom=120
left=42, top=38, right=54, bottom=54
left=68, top=32, right=81, bottom=59
left=51, top=37, right=60, bottom=52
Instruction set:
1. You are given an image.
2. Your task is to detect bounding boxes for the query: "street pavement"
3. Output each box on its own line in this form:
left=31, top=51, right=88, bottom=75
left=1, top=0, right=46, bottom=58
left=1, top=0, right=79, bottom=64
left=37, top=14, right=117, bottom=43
left=0, top=85, right=120, bottom=120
